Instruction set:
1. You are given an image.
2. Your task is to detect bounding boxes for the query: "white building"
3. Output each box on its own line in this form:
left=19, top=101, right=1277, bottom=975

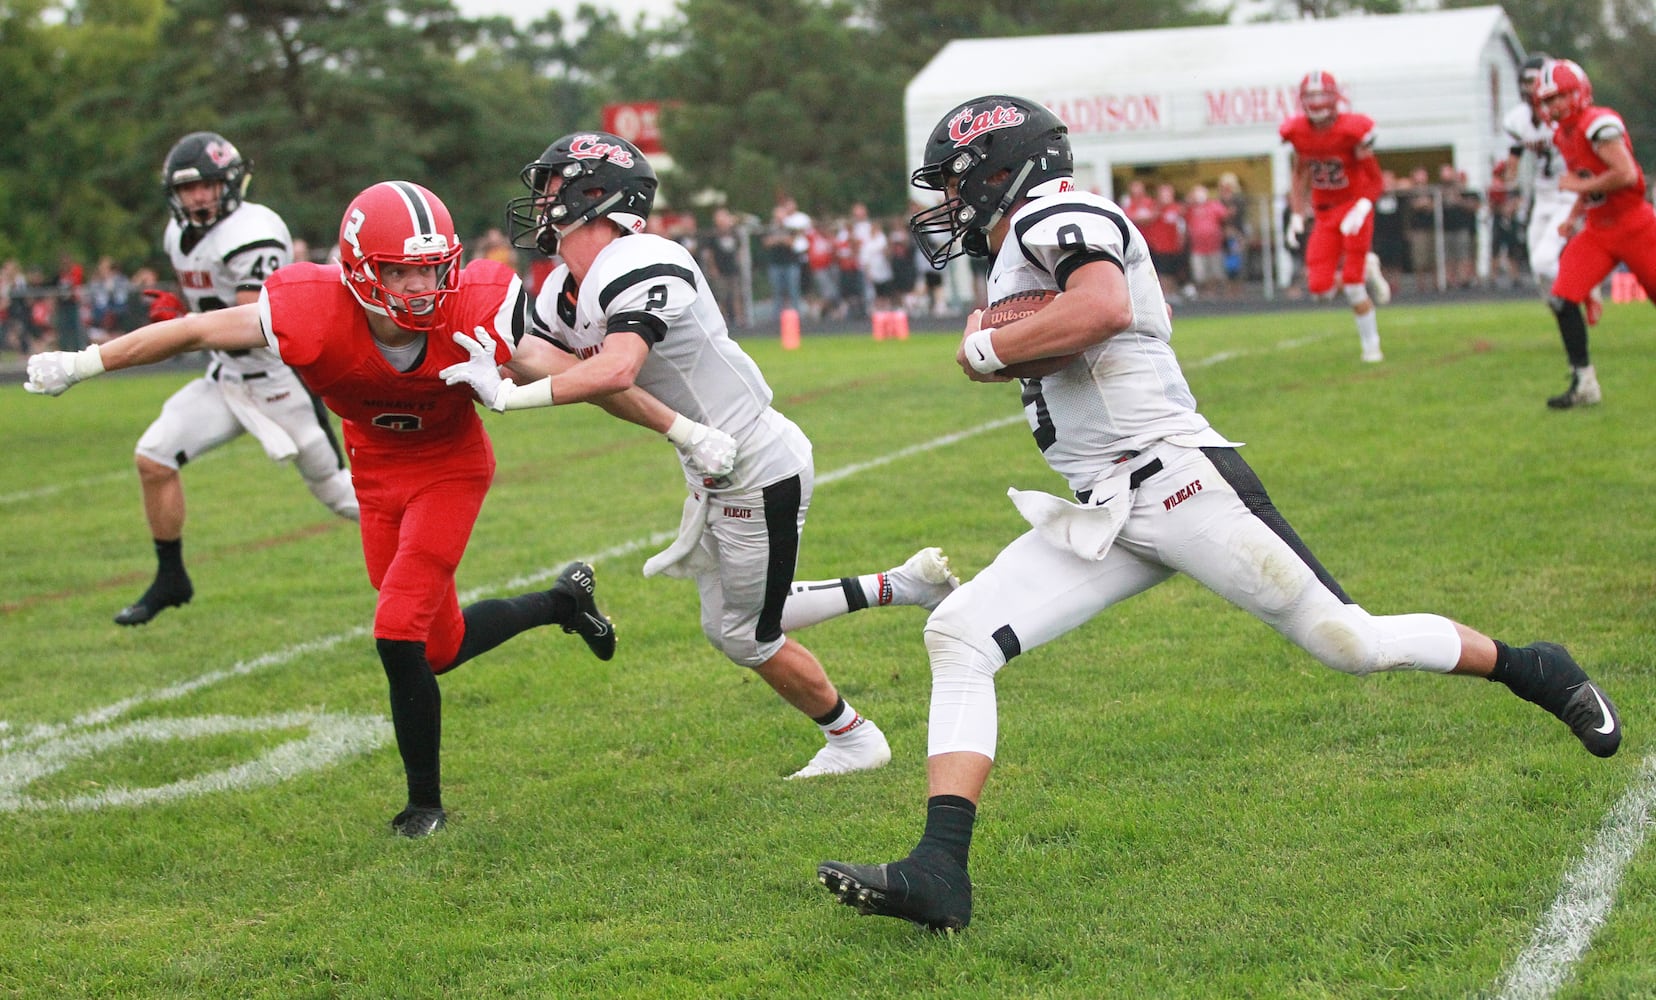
left=905, top=6, right=1527, bottom=290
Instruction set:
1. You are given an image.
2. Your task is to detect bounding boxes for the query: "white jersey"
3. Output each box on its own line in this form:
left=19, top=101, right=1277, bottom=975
left=986, top=189, right=1227, bottom=494
left=532, top=232, right=809, bottom=491
left=163, top=201, right=292, bottom=378
left=1503, top=103, right=1571, bottom=204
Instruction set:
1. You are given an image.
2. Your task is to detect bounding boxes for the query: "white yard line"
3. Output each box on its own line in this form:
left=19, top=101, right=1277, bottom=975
left=1494, top=752, right=1656, bottom=999
left=8, top=335, right=1642, bottom=991
left=1, top=412, right=1024, bottom=751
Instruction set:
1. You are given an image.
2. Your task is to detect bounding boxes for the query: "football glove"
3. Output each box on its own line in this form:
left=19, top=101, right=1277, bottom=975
left=1284, top=212, right=1306, bottom=250
left=440, top=327, right=508, bottom=411
left=1338, top=198, right=1373, bottom=236
left=666, top=414, right=737, bottom=483
left=144, top=289, right=187, bottom=324
left=25, top=344, right=104, bottom=396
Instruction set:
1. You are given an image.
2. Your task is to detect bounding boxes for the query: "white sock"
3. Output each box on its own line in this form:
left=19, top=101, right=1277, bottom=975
left=1355, top=309, right=1380, bottom=353
left=780, top=573, right=888, bottom=631
left=817, top=699, right=872, bottom=742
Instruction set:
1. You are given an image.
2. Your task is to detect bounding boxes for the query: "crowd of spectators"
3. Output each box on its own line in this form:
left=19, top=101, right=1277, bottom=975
left=0, top=163, right=1577, bottom=356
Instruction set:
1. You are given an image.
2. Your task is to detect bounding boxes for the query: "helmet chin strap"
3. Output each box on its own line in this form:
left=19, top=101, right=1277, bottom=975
left=969, top=159, right=1036, bottom=255
left=541, top=190, right=627, bottom=255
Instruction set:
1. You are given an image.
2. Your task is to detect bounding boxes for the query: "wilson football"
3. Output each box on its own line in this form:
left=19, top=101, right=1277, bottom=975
left=978, top=289, right=1077, bottom=378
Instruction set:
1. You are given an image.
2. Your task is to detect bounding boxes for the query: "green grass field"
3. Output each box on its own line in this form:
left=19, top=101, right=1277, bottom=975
left=2, top=300, right=1652, bottom=999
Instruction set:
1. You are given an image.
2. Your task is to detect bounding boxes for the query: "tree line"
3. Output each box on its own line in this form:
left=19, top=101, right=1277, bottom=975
left=0, top=0, right=1648, bottom=272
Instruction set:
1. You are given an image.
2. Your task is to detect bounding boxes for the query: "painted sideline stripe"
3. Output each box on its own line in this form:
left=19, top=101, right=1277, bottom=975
left=1, top=411, right=1027, bottom=751
left=1494, top=752, right=1656, bottom=1000
left=0, top=450, right=225, bottom=508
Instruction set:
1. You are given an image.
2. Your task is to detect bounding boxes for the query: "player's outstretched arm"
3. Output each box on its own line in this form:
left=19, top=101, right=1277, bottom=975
left=500, top=331, right=735, bottom=479
left=26, top=303, right=267, bottom=396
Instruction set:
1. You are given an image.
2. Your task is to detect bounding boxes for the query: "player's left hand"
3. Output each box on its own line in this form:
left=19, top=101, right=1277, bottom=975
left=1338, top=198, right=1373, bottom=236
left=440, top=327, right=508, bottom=411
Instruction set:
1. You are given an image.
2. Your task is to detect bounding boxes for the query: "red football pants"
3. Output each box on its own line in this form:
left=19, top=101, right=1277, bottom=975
left=1305, top=204, right=1373, bottom=296
left=1551, top=204, right=1656, bottom=304
left=352, top=433, right=495, bottom=672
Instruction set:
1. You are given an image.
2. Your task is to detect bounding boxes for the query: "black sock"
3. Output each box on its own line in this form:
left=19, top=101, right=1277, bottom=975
left=155, top=538, right=185, bottom=578
left=1551, top=300, right=1591, bottom=368
left=377, top=638, right=442, bottom=809
left=915, top=794, right=977, bottom=872
left=1488, top=640, right=1585, bottom=711
left=811, top=696, right=848, bottom=727
left=449, top=590, right=558, bottom=669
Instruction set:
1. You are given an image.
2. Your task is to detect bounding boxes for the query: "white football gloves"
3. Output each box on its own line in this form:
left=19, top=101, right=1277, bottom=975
left=1284, top=212, right=1306, bottom=251
left=1339, top=197, right=1374, bottom=236
left=25, top=344, right=104, bottom=396
left=440, top=327, right=510, bottom=411
left=665, top=413, right=737, bottom=485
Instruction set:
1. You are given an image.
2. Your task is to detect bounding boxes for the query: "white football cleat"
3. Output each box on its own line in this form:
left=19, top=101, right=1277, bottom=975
left=788, top=720, right=891, bottom=780
left=887, top=547, right=961, bottom=611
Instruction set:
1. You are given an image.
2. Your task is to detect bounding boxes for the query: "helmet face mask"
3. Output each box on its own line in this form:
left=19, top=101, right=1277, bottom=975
left=337, top=181, right=463, bottom=331
left=507, top=132, right=657, bottom=256
left=1518, top=53, right=1550, bottom=104
left=908, top=95, right=1073, bottom=269
left=1298, top=71, right=1341, bottom=126
left=163, top=132, right=249, bottom=231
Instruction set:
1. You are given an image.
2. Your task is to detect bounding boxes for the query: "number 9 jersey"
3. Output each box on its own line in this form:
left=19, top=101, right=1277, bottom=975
left=986, top=188, right=1229, bottom=496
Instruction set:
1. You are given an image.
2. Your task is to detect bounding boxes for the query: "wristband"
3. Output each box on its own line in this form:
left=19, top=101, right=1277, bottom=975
left=73, top=344, right=106, bottom=381
left=497, top=377, right=555, bottom=412
left=664, top=412, right=700, bottom=447
left=962, top=327, right=1003, bottom=375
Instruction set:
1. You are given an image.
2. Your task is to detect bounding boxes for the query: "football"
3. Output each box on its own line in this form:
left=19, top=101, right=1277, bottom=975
left=978, top=289, right=1079, bottom=379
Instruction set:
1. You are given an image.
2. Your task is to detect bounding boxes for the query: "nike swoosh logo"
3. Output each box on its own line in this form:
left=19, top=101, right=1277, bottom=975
left=583, top=612, right=611, bottom=636
left=1589, top=686, right=1616, bottom=734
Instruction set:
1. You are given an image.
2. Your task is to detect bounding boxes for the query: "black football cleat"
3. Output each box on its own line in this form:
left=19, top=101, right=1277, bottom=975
left=553, top=561, right=615, bottom=661
left=391, top=805, right=447, bottom=838
left=818, top=849, right=972, bottom=932
left=1528, top=642, right=1622, bottom=758
left=113, top=574, right=194, bottom=627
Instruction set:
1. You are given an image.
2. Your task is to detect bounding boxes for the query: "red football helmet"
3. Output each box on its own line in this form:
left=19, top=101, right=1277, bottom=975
left=1298, top=70, right=1341, bottom=126
left=1533, top=59, right=1593, bottom=127
left=337, top=180, right=462, bottom=330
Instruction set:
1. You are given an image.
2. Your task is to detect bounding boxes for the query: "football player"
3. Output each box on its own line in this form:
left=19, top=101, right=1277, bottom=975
left=439, top=131, right=960, bottom=780
left=1280, top=71, right=1390, bottom=363
left=112, top=132, right=358, bottom=627
left=1500, top=54, right=1604, bottom=337
left=1532, top=58, right=1656, bottom=408
left=814, top=94, right=1624, bottom=932
left=25, top=180, right=736, bottom=837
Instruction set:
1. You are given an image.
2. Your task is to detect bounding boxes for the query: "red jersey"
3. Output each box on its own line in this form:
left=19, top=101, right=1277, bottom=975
left=1554, top=107, right=1650, bottom=230
left=1280, top=112, right=1382, bottom=212
left=259, top=260, right=525, bottom=457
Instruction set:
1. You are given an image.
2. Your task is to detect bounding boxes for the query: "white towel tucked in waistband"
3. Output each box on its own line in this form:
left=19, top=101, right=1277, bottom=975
left=643, top=491, right=718, bottom=579
left=217, top=378, right=298, bottom=463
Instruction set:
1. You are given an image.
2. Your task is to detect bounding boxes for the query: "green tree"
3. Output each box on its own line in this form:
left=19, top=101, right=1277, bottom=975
left=0, top=0, right=167, bottom=268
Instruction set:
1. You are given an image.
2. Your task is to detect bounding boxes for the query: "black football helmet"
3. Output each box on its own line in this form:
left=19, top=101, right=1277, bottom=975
left=1518, top=52, right=1551, bottom=103
left=162, top=131, right=249, bottom=231
left=909, top=95, right=1072, bottom=268
left=507, top=131, right=658, bottom=256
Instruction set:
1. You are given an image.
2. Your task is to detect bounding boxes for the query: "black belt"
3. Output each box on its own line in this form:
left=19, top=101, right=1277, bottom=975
left=209, top=365, right=268, bottom=381
left=1074, top=456, right=1163, bottom=504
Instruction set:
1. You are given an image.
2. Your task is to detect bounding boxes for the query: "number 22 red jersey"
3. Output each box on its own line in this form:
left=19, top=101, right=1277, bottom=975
left=1280, top=112, right=1383, bottom=213
left=258, top=260, right=526, bottom=457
